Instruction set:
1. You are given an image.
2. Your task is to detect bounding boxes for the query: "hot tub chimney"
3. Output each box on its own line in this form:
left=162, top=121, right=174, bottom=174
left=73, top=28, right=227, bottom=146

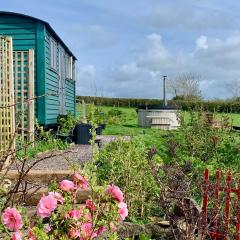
left=163, top=75, right=167, bottom=107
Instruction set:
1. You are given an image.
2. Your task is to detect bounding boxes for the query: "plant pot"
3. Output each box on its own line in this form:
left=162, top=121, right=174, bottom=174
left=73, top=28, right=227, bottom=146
left=100, top=123, right=106, bottom=129
left=56, top=134, right=73, bottom=143
left=95, top=126, right=103, bottom=135
left=74, top=124, right=92, bottom=145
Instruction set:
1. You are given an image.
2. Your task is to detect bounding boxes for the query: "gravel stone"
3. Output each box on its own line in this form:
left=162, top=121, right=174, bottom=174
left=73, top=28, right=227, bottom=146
left=12, top=135, right=130, bottom=171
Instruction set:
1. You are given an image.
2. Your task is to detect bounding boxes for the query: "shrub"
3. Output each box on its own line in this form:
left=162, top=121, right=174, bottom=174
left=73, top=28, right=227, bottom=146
left=77, top=95, right=240, bottom=114
left=57, top=111, right=75, bottom=134
left=167, top=111, right=240, bottom=173
left=0, top=172, right=127, bottom=239
left=86, top=139, right=159, bottom=221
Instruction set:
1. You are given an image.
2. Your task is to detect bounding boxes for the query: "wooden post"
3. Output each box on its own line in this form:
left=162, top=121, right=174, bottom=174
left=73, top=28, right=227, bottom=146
left=225, top=171, right=232, bottom=240
left=213, top=170, right=221, bottom=240
left=236, top=177, right=240, bottom=240
left=28, top=49, right=34, bottom=143
left=202, top=169, right=209, bottom=237
left=0, top=37, right=15, bottom=160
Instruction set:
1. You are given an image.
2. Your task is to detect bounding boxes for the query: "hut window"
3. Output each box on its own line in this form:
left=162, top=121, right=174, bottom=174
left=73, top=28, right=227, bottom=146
left=72, top=61, right=76, bottom=81
left=50, top=37, right=57, bottom=70
left=66, top=55, right=73, bottom=79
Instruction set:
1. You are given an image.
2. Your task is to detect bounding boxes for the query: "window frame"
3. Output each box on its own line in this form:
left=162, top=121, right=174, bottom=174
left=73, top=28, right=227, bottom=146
left=50, top=37, right=58, bottom=70
left=65, top=54, right=73, bottom=80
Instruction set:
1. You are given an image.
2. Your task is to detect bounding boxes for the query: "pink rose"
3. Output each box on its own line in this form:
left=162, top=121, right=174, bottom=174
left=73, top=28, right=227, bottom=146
left=28, top=228, right=36, bottom=240
left=118, top=202, right=128, bottom=221
left=94, top=226, right=106, bottom=237
left=11, top=231, right=22, bottom=240
left=83, top=212, right=92, bottom=222
left=68, top=209, right=82, bottom=219
left=36, top=195, right=57, bottom=218
left=86, top=199, right=97, bottom=212
left=2, top=207, right=23, bottom=231
left=80, top=223, right=94, bottom=240
left=44, top=224, right=51, bottom=233
left=72, top=173, right=88, bottom=189
left=59, top=180, right=75, bottom=192
left=107, top=184, right=124, bottom=202
left=48, top=192, right=64, bottom=204
left=110, top=222, right=117, bottom=232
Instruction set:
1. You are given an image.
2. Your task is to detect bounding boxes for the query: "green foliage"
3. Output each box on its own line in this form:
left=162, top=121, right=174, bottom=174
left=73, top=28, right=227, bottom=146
left=85, top=104, right=108, bottom=127
left=57, top=111, right=75, bottom=134
left=85, top=104, right=125, bottom=125
left=139, top=233, right=153, bottom=240
left=170, top=111, right=240, bottom=173
left=16, top=123, right=68, bottom=159
left=0, top=172, right=126, bottom=239
left=107, top=108, right=123, bottom=117
left=106, top=108, right=125, bottom=125
left=77, top=95, right=240, bottom=114
left=87, top=139, right=159, bottom=221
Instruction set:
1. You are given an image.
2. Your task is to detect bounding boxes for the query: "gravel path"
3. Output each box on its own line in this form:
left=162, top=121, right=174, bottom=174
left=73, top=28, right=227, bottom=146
left=12, top=135, right=130, bottom=171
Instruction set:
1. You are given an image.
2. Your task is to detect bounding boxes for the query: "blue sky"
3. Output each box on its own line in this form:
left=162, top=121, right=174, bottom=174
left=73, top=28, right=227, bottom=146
left=1, top=0, right=240, bottom=99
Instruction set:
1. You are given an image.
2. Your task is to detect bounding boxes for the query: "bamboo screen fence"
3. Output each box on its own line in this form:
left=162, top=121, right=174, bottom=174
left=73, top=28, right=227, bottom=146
left=0, top=36, right=35, bottom=158
left=0, top=36, right=15, bottom=157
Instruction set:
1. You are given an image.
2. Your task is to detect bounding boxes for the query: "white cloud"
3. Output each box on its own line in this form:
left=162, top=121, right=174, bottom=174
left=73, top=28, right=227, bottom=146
left=148, top=2, right=231, bottom=30
left=196, top=36, right=208, bottom=49
left=70, top=23, right=115, bottom=49
left=95, top=33, right=240, bottom=99
left=76, top=65, right=97, bottom=96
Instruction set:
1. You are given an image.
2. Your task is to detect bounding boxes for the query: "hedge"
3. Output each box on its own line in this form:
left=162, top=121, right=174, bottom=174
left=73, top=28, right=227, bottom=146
left=76, top=96, right=240, bottom=113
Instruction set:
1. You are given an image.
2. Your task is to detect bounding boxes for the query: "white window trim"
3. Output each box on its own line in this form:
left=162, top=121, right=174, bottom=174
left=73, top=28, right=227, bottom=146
left=65, top=55, right=73, bottom=80
left=50, top=37, right=57, bottom=70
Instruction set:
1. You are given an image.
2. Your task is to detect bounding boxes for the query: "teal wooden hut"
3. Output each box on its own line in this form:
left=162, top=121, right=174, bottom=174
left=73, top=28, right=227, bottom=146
left=0, top=11, right=76, bottom=127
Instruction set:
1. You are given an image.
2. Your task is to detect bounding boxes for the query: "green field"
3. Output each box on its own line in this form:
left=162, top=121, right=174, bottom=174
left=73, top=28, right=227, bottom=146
left=76, top=104, right=240, bottom=165
left=77, top=104, right=240, bottom=136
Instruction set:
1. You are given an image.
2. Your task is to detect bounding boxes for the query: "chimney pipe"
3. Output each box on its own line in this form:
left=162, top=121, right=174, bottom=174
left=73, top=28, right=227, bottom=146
left=163, top=75, right=167, bottom=107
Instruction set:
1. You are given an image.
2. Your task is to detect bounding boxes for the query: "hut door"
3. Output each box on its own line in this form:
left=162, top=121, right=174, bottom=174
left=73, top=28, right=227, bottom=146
left=58, top=47, right=66, bottom=115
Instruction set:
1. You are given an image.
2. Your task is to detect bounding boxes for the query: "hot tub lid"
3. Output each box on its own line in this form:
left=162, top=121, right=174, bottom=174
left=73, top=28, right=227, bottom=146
left=137, top=104, right=180, bottom=110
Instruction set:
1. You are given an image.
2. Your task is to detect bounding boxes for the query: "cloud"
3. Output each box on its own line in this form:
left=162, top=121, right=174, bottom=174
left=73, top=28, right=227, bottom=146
left=148, top=2, right=232, bottom=31
left=196, top=36, right=208, bottom=49
left=90, top=32, right=240, bottom=99
left=76, top=65, right=98, bottom=96
left=70, top=23, right=115, bottom=49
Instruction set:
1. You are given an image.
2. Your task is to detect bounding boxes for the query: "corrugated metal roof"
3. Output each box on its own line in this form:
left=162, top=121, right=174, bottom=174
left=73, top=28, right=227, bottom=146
left=0, top=11, right=77, bottom=60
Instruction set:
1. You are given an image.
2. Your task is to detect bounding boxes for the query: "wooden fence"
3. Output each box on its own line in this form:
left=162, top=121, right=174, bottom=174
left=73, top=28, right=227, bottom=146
left=0, top=36, right=15, bottom=157
left=202, top=169, right=240, bottom=239
left=0, top=36, right=35, bottom=158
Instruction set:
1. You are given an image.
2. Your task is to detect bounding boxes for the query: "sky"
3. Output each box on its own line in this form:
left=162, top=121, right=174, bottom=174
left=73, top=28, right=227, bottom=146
left=1, top=0, right=240, bottom=99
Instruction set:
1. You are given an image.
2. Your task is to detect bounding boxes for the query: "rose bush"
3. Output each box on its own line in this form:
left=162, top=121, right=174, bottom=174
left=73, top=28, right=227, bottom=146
left=0, top=173, right=127, bottom=240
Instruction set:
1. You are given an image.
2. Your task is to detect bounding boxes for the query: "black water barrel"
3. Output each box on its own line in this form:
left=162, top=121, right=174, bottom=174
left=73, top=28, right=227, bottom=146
left=100, top=123, right=106, bottom=129
left=95, top=126, right=102, bottom=135
left=74, top=124, right=92, bottom=145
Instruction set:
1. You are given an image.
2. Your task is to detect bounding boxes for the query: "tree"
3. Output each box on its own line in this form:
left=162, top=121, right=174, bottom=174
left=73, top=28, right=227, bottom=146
left=168, top=73, right=202, bottom=100
left=225, top=79, right=240, bottom=99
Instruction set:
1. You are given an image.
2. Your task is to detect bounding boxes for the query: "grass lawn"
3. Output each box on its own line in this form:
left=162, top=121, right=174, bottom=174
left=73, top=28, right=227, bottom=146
left=76, top=104, right=240, bottom=136
left=76, top=104, right=240, bottom=162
